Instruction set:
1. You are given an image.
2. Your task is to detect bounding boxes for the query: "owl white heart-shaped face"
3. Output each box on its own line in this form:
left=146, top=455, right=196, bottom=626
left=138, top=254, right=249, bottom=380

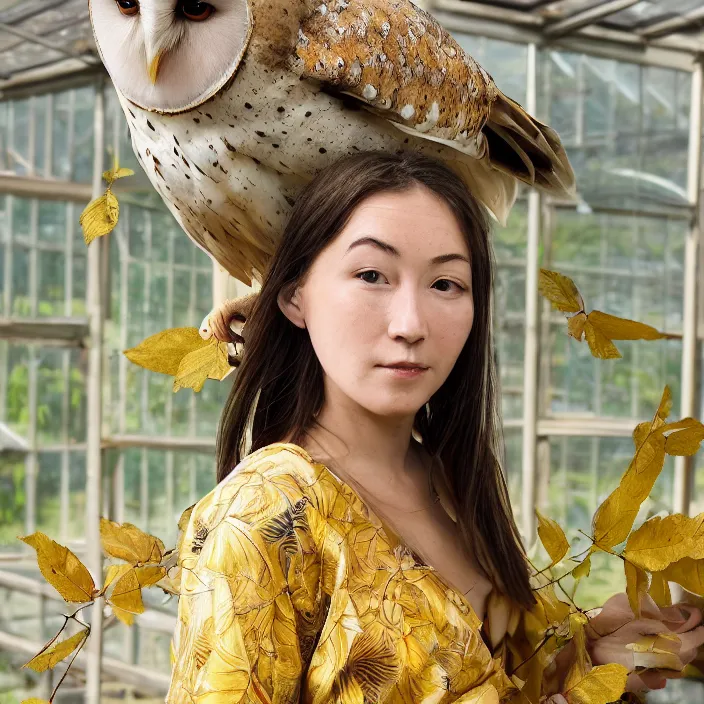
left=90, top=0, right=252, bottom=113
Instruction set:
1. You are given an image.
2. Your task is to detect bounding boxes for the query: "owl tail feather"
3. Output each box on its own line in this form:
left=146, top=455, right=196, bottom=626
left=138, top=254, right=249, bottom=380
left=484, top=91, right=577, bottom=200
left=445, top=155, right=518, bottom=228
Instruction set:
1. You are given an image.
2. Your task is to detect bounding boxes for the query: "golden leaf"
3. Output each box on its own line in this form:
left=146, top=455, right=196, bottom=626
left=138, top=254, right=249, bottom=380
left=564, top=663, right=629, bottom=704
left=103, top=166, right=134, bottom=183
left=662, top=419, right=704, bottom=456
left=109, top=566, right=166, bottom=624
left=583, top=319, right=621, bottom=359
left=79, top=191, right=119, bottom=245
left=661, top=557, right=704, bottom=596
left=563, top=613, right=590, bottom=692
left=567, top=312, right=588, bottom=341
left=538, top=269, right=584, bottom=313
left=124, top=327, right=210, bottom=377
left=587, top=310, right=671, bottom=342
left=624, top=560, right=649, bottom=618
left=19, top=532, right=96, bottom=603
left=21, top=700, right=50, bottom=704
left=649, top=571, right=672, bottom=608
left=623, top=513, right=704, bottom=571
left=100, top=518, right=165, bottom=565
left=103, top=563, right=133, bottom=594
left=572, top=554, right=592, bottom=581
left=173, top=340, right=231, bottom=393
left=535, top=584, right=571, bottom=627
left=23, top=629, right=88, bottom=672
left=592, top=387, right=672, bottom=550
left=536, top=509, right=570, bottom=568
left=627, top=633, right=683, bottom=671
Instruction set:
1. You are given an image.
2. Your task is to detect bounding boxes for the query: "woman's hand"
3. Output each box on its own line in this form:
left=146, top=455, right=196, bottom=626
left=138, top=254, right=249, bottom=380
left=585, top=591, right=704, bottom=694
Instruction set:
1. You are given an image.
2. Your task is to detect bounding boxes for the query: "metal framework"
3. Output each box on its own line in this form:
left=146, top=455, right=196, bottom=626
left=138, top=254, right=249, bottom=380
left=0, top=0, right=703, bottom=697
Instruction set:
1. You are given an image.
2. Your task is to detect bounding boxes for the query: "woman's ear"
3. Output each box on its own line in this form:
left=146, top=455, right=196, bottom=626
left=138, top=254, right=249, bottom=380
left=277, top=282, right=306, bottom=329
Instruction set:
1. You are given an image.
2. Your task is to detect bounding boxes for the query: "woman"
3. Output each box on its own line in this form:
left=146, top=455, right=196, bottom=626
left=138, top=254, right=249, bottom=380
left=166, top=151, right=703, bottom=704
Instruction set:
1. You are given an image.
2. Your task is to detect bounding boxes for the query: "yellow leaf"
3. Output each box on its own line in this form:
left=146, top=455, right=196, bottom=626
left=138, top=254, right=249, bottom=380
left=19, top=532, right=96, bottom=603
left=536, top=509, right=570, bottom=568
left=21, top=699, right=50, bottom=704
left=535, top=583, right=571, bottom=627
left=583, top=319, right=621, bottom=359
left=103, top=166, right=134, bottom=182
left=563, top=613, right=590, bottom=692
left=626, top=633, right=683, bottom=671
left=564, top=663, right=629, bottom=704
left=572, top=554, right=592, bottom=581
left=538, top=269, right=584, bottom=313
left=23, top=629, right=88, bottom=672
left=173, top=341, right=231, bottom=393
left=109, top=566, right=166, bottom=623
left=663, top=419, right=704, bottom=456
left=592, top=388, right=672, bottom=550
left=623, top=513, right=704, bottom=571
left=124, top=327, right=210, bottom=377
left=100, top=518, right=165, bottom=565
left=567, top=312, right=587, bottom=340
left=587, top=310, right=670, bottom=341
left=79, top=191, right=119, bottom=245
left=649, top=571, right=672, bottom=607
left=624, top=560, right=649, bottom=618
left=103, top=563, right=133, bottom=593
left=661, top=557, right=704, bottom=596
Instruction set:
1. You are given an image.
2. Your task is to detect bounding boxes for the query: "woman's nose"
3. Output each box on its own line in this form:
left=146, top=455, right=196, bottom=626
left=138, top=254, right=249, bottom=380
left=386, top=285, right=428, bottom=343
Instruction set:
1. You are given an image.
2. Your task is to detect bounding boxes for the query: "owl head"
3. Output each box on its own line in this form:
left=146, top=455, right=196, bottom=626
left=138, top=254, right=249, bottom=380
left=89, top=0, right=252, bottom=113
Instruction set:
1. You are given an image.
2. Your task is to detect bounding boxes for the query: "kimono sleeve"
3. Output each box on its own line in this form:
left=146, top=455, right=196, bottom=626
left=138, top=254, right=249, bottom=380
left=165, top=506, right=309, bottom=704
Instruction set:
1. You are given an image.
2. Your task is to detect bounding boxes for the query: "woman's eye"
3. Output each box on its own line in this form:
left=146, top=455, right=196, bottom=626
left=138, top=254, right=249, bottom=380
left=356, top=270, right=384, bottom=285
left=116, top=0, right=139, bottom=16
left=355, top=271, right=465, bottom=292
left=181, top=0, right=215, bottom=20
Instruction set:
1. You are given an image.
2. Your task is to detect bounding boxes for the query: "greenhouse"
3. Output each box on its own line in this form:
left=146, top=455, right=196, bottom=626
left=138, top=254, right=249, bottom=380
left=1, top=0, right=704, bottom=702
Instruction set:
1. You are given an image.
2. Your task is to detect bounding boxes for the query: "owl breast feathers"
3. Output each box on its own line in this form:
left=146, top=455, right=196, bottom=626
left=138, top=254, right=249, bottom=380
left=90, top=0, right=575, bottom=285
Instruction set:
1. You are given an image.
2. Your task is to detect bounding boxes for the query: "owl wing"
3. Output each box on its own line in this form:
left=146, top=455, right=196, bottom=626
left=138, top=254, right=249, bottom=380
left=295, top=0, right=575, bottom=205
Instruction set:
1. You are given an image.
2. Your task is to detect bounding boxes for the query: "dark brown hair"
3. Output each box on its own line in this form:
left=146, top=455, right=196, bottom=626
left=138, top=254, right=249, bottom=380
left=216, top=151, right=534, bottom=608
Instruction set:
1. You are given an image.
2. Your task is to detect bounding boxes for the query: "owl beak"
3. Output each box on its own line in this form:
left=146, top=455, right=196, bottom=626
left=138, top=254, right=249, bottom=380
left=148, top=51, right=163, bottom=85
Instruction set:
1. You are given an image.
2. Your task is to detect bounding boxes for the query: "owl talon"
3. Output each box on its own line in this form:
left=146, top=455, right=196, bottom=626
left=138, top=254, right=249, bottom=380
left=199, top=293, right=259, bottom=344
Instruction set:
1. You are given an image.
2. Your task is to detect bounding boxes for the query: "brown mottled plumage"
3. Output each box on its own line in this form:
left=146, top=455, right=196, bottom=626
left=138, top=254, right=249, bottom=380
left=90, top=0, right=575, bottom=285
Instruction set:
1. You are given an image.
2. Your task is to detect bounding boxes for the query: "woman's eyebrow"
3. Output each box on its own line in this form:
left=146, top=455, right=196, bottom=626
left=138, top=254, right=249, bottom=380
left=345, top=237, right=470, bottom=265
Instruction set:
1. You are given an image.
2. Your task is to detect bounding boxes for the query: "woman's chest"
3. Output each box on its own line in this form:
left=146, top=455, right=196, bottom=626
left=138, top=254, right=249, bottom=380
left=297, top=510, right=514, bottom=704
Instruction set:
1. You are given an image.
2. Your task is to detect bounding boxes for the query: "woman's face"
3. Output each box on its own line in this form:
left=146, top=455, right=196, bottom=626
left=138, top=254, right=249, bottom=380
left=281, top=184, right=475, bottom=423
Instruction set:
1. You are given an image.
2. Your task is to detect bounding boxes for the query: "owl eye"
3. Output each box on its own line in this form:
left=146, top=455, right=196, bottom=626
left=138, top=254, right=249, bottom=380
left=180, top=0, right=214, bottom=21
left=115, top=0, right=139, bottom=16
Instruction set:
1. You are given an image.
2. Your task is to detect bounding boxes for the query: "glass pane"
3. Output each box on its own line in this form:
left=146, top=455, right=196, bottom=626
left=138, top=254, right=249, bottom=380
left=544, top=212, right=685, bottom=417
left=72, top=86, right=95, bottom=183
left=542, top=51, right=691, bottom=214
left=36, top=452, right=62, bottom=537
left=37, top=249, right=65, bottom=317
left=147, top=450, right=168, bottom=540
left=11, top=99, right=30, bottom=176
left=68, top=348, right=87, bottom=443
left=37, top=200, right=66, bottom=244
left=11, top=244, right=31, bottom=316
left=11, top=197, right=31, bottom=241
left=52, top=91, right=71, bottom=180
left=37, top=348, right=66, bottom=445
left=0, top=455, right=26, bottom=551
left=33, top=94, right=48, bottom=176
left=6, top=343, right=30, bottom=437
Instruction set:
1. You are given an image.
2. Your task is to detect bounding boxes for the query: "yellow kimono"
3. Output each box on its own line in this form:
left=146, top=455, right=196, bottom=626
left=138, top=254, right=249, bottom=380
left=165, top=442, right=531, bottom=704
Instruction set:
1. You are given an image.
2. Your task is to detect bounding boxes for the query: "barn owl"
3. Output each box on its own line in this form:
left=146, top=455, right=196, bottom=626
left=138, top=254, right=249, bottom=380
left=89, top=0, right=575, bottom=287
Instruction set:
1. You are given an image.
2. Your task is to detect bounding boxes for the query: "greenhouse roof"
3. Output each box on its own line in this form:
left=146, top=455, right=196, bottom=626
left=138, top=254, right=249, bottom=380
left=0, top=0, right=703, bottom=89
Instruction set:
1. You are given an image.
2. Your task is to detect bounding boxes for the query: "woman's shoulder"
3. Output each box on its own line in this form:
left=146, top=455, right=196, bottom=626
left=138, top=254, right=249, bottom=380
left=182, top=442, right=329, bottom=543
